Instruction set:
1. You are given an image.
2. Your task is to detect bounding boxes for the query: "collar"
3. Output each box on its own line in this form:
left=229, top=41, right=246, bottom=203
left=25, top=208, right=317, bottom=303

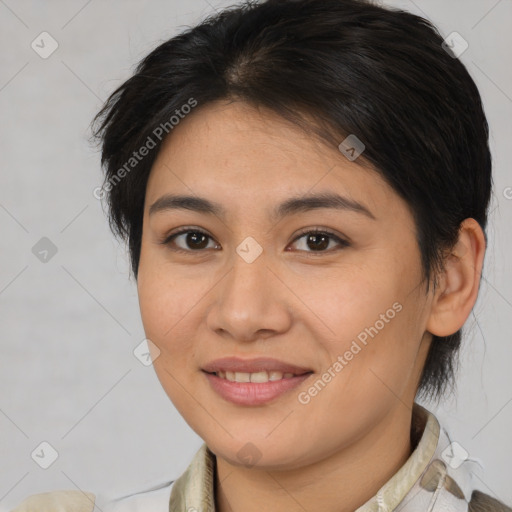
left=169, top=403, right=479, bottom=512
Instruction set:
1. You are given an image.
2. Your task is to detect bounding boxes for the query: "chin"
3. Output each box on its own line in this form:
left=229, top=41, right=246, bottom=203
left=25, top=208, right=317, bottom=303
left=206, top=434, right=314, bottom=471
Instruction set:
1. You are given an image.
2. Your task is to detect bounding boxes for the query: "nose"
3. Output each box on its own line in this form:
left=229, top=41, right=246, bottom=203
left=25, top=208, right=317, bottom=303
left=206, top=252, right=293, bottom=343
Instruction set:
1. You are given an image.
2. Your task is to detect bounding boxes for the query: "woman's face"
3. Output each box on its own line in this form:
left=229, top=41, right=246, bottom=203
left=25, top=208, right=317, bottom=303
left=137, top=99, right=434, bottom=469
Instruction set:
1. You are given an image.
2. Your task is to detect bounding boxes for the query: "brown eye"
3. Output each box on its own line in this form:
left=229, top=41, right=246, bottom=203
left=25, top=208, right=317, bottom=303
left=161, top=229, right=219, bottom=252
left=290, top=229, right=350, bottom=254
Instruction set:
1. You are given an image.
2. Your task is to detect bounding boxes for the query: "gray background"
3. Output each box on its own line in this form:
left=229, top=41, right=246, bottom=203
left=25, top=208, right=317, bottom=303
left=0, top=0, right=511, bottom=510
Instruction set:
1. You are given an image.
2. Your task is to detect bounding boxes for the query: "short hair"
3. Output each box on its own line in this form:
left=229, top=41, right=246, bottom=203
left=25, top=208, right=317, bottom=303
left=91, top=0, right=492, bottom=401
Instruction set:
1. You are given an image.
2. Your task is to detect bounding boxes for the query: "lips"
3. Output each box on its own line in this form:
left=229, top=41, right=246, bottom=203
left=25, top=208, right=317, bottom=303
left=202, top=357, right=313, bottom=405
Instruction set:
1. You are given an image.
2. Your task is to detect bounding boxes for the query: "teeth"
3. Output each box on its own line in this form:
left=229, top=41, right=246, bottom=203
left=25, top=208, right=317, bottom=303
left=250, top=371, right=269, bottom=383
left=215, top=370, right=299, bottom=383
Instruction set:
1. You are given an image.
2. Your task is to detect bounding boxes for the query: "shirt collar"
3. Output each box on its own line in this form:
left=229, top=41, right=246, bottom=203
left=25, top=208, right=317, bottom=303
left=355, top=402, right=439, bottom=511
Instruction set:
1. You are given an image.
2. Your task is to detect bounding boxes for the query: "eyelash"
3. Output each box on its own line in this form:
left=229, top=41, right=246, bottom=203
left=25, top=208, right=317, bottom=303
left=159, top=226, right=350, bottom=256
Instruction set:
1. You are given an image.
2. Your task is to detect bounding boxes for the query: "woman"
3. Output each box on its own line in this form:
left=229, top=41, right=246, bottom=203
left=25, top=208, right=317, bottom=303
left=12, top=0, right=511, bottom=510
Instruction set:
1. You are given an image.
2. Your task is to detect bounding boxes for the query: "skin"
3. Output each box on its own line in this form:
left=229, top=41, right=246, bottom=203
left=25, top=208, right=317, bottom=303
left=136, top=99, right=486, bottom=512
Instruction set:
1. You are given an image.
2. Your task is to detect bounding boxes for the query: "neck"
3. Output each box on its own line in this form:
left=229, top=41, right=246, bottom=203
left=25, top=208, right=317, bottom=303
left=214, top=405, right=414, bottom=512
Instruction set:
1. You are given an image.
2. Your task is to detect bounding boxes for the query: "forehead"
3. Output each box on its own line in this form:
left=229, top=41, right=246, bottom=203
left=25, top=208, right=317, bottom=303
left=145, top=100, right=400, bottom=221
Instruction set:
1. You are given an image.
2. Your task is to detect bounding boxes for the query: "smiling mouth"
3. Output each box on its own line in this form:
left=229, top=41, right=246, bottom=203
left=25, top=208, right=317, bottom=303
left=206, top=370, right=312, bottom=383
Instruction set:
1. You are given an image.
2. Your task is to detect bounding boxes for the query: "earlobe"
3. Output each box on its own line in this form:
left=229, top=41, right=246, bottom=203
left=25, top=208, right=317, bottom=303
left=426, top=218, right=486, bottom=337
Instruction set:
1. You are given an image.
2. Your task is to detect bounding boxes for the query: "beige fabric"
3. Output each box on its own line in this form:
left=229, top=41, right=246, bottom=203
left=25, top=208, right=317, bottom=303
left=10, top=490, right=95, bottom=512
left=169, top=442, right=216, bottom=512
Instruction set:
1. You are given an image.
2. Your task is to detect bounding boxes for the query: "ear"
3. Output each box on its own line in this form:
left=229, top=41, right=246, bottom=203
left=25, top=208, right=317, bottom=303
left=426, top=218, right=486, bottom=337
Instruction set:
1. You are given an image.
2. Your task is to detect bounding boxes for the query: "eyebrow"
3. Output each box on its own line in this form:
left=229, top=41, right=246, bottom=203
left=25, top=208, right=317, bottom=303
left=148, top=192, right=376, bottom=221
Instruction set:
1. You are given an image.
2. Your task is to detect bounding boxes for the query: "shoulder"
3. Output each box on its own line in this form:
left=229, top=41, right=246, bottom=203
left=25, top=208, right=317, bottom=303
left=469, top=490, right=512, bottom=512
left=98, top=478, right=175, bottom=511
left=10, top=490, right=95, bottom=512
left=10, top=478, right=175, bottom=512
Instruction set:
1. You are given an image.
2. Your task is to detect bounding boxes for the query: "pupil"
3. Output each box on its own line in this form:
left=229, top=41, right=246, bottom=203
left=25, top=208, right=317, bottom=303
left=308, top=233, right=328, bottom=251
left=187, top=232, right=208, bottom=249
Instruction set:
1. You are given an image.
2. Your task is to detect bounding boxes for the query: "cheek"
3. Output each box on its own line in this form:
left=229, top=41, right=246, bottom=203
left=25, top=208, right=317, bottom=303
left=137, top=267, right=204, bottom=411
left=304, top=266, right=399, bottom=340
left=137, top=254, right=198, bottom=355
left=309, top=262, right=422, bottom=380
left=335, top=305, right=424, bottom=408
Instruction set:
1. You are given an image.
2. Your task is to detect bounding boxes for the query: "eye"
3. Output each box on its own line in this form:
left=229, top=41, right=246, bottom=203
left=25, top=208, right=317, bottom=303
left=159, top=227, right=350, bottom=254
left=160, top=227, right=220, bottom=253
left=289, top=228, right=350, bottom=254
